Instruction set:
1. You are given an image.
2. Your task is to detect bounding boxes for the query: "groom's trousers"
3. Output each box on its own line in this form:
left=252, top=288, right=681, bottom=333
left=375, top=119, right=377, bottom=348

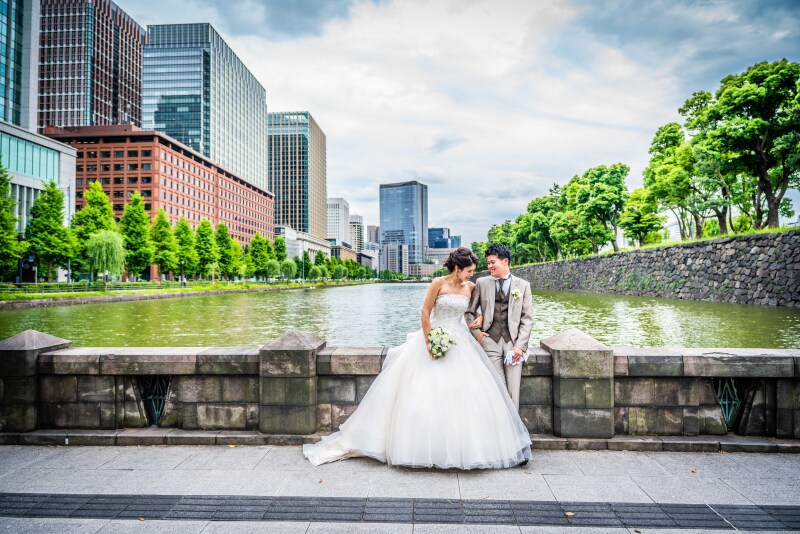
left=480, top=337, right=522, bottom=410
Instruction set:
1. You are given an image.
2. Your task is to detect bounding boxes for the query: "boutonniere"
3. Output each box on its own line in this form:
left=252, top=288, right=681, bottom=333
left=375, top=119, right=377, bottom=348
left=511, top=289, right=522, bottom=301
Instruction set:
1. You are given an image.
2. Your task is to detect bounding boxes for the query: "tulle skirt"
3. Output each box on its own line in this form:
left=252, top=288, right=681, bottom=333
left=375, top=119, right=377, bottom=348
left=302, top=324, right=532, bottom=469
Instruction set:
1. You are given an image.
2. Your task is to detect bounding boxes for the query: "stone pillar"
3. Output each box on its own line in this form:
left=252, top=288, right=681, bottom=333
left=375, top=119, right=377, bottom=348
left=542, top=328, right=614, bottom=438
left=0, top=330, right=72, bottom=432
left=259, top=330, right=324, bottom=435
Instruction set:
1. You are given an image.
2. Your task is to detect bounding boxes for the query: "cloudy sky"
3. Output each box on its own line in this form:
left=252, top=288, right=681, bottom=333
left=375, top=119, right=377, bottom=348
left=119, top=0, right=800, bottom=245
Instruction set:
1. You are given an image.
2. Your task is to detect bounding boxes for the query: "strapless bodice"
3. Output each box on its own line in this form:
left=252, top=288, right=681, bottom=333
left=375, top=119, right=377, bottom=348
left=431, top=293, right=469, bottom=329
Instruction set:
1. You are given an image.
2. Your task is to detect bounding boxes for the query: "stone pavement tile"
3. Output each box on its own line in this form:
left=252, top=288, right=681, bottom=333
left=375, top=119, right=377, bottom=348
left=306, top=522, right=412, bottom=533
left=96, top=445, right=202, bottom=470
left=644, top=452, right=745, bottom=478
left=526, top=450, right=582, bottom=475
left=0, top=517, right=109, bottom=533
left=724, top=452, right=800, bottom=480
left=413, top=526, right=521, bottom=533
left=718, top=479, right=800, bottom=506
left=457, top=470, right=556, bottom=501
left=97, top=519, right=208, bottom=533
left=174, top=445, right=272, bottom=470
left=255, top=444, right=327, bottom=472
left=0, top=465, right=50, bottom=491
left=0, top=445, right=55, bottom=472
left=631, top=476, right=753, bottom=505
left=103, top=468, right=290, bottom=496
left=568, top=451, right=668, bottom=477
left=199, top=522, right=308, bottom=533
left=278, top=469, right=373, bottom=497
left=368, top=468, right=461, bottom=499
left=518, top=528, right=627, bottom=533
left=10, top=468, right=126, bottom=494
left=24, top=446, right=122, bottom=470
left=543, top=475, right=654, bottom=503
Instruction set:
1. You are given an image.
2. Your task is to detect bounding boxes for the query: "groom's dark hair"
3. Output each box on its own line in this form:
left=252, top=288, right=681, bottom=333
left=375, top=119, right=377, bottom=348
left=485, top=243, right=511, bottom=263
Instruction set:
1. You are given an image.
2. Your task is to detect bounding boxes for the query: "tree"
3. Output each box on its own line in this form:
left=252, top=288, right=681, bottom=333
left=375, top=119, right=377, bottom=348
left=150, top=209, right=178, bottom=279
left=265, top=258, right=280, bottom=281
left=230, top=239, right=244, bottom=280
left=280, top=258, right=296, bottom=282
left=194, top=218, right=219, bottom=278
left=332, top=264, right=347, bottom=280
left=314, top=250, right=326, bottom=267
left=24, top=182, right=74, bottom=281
left=119, top=191, right=154, bottom=280
left=174, top=217, right=198, bottom=280
left=215, top=222, right=234, bottom=280
left=308, top=265, right=321, bottom=281
left=470, top=241, right=488, bottom=271
left=86, top=230, right=124, bottom=291
left=681, top=60, right=800, bottom=228
left=274, top=236, right=287, bottom=262
left=249, top=233, right=269, bottom=281
left=0, top=162, right=25, bottom=280
left=619, top=188, right=666, bottom=247
left=71, top=181, right=116, bottom=274
left=571, top=164, right=629, bottom=252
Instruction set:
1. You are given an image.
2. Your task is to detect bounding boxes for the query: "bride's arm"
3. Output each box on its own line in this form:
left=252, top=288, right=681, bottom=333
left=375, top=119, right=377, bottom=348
left=421, top=278, right=443, bottom=346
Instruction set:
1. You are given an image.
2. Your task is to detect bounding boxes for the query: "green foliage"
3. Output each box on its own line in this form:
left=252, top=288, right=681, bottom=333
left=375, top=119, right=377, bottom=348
left=194, top=218, right=219, bottom=278
left=703, top=218, right=721, bottom=237
left=71, top=181, right=116, bottom=273
left=332, top=264, right=347, bottom=280
left=308, top=265, right=321, bottom=280
left=619, top=188, right=666, bottom=247
left=274, top=236, right=287, bottom=262
left=249, top=232, right=269, bottom=280
left=0, top=161, right=24, bottom=280
left=280, top=258, right=296, bottom=282
left=314, top=250, right=325, bottom=266
left=150, top=209, right=178, bottom=277
left=215, top=222, right=234, bottom=279
left=265, top=258, right=280, bottom=280
left=173, top=217, right=198, bottom=277
left=470, top=241, right=488, bottom=270
left=24, top=182, right=74, bottom=281
left=86, top=230, right=125, bottom=289
left=119, top=191, right=154, bottom=280
left=230, top=238, right=244, bottom=280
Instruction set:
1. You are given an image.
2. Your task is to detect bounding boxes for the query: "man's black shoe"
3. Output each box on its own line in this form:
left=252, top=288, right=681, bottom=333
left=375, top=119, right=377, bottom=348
left=517, top=458, right=529, bottom=467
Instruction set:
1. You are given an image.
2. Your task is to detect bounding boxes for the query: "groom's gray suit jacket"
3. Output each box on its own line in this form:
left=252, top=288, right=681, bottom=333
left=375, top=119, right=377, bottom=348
left=465, top=275, right=534, bottom=353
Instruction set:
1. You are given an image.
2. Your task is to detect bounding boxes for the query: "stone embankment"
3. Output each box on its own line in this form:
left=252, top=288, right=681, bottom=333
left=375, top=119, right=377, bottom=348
left=508, top=229, right=800, bottom=307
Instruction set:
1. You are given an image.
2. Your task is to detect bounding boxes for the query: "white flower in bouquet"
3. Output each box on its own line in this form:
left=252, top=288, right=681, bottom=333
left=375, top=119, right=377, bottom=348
left=428, top=327, right=456, bottom=359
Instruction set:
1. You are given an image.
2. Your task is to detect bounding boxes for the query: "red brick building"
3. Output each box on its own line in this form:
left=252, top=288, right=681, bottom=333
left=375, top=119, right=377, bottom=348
left=45, top=125, right=274, bottom=246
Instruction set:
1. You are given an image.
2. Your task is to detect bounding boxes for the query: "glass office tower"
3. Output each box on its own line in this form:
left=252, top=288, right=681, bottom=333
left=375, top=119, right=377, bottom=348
left=143, top=23, right=268, bottom=190
left=268, top=111, right=327, bottom=240
left=379, top=181, right=428, bottom=264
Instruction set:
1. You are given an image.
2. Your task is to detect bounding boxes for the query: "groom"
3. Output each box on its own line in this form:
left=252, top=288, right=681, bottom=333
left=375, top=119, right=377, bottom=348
left=465, top=243, right=533, bottom=410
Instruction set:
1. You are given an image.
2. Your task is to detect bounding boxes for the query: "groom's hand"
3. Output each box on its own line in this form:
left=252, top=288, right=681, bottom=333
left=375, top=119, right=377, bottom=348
left=469, top=315, right=483, bottom=329
left=475, top=332, right=489, bottom=342
left=511, top=347, right=524, bottom=364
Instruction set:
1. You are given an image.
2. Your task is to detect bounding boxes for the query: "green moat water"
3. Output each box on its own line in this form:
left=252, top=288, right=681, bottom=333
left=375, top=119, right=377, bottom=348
left=0, top=283, right=798, bottom=348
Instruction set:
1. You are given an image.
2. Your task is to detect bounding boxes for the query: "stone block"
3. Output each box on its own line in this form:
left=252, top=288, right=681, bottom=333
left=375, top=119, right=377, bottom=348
left=246, top=403, right=259, bottom=430
left=52, top=403, right=100, bottom=429
left=585, top=380, right=614, bottom=409
left=542, top=328, right=613, bottom=379
left=553, top=408, right=613, bottom=438
left=530, top=435, right=567, bottom=450
left=317, top=403, right=332, bottom=431
left=356, top=376, right=375, bottom=403
left=627, top=351, right=683, bottom=377
left=260, top=405, right=316, bottom=434
left=776, top=409, right=795, bottom=438
left=175, top=376, right=223, bottom=403
left=718, top=435, right=778, bottom=453
left=330, top=349, right=383, bottom=375
left=196, top=347, right=259, bottom=374
left=317, top=376, right=356, bottom=404
left=682, top=349, right=794, bottom=377
left=776, top=379, right=800, bottom=409
left=166, top=429, right=219, bottom=445
left=77, top=375, right=115, bottom=402
left=683, top=408, right=700, bottom=435
left=0, top=330, right=71, bottom=376
left=0, top=404, right=36, bottom=431
left=100, top=351, right=199, bottom=375
left=19, top=429, right=69, bottom=445
left=654, top=407, right=683, bottom=434
left=614, top=407, right=628, bottom=434
left=554, top=379, right=612, bottom=409
left=567, top=438, right=608, bottom=450
left=625, top=407, right=657, bottom=435
left=615, top=378, right=654, bottom=406
left=260, top=331, right=325, bottom=377
left=522, top=348, right=552, bottom=376
left=220, top=376, right=259, bottom=403
left=520, top=377, right=552, bottom=405
left=216, top=431, right=269, bottom=445
left=613, top=355, right=628, bottom=376
left=116, top=428, right=172, bottom=446
left=4, top=376, right=38, bottom=404
left=38, top=351, right=100, bottom=375
left=698, top=379, right=718, bottom=405
left=519, top=404, right=553, bottom=434
left=331, top=404, right=358, bottom=430
left=260, top=377, right=316, bottom=406
left=607, top=436, right=663, bottom=452
left=660, top=436, right=719, bottom=452
left=197, top=404, right=247, bottom=430
left=316, top=352, right=332, bottom=375
left=654, top=378, right=699, bottom=406
left=697, top=405, right=727, bottom=434
left=67, top=430, right=117, bottom=446
left=99, top=402, right=115, bottom=429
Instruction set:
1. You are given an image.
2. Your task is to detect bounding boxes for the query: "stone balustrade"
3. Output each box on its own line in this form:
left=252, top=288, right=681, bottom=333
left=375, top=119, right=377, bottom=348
left=0, top=329, right=798, bottom=442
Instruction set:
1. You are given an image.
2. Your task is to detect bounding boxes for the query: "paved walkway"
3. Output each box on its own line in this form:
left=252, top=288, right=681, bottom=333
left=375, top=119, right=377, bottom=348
left=0, top=444, right=798, bottom=532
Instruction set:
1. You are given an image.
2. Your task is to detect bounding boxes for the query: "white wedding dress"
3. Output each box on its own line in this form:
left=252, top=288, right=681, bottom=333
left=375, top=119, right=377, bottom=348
left=303, top=293, right=532, bottom=469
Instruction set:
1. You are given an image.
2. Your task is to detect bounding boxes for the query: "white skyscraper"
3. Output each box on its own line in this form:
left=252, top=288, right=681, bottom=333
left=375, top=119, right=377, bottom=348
left=349, top=214, right=365, bottom=253
left=327, top=197, right=350, bottom=244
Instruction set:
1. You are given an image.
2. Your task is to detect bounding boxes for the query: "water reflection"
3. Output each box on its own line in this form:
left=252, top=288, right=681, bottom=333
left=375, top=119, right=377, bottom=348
left=0, top=284, right=797, bottom=348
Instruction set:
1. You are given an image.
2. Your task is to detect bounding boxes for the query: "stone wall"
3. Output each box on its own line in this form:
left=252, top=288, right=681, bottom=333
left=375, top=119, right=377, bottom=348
left=507, top=229, right=800, bottom=307
left=1, top=329, right=799, bottom=440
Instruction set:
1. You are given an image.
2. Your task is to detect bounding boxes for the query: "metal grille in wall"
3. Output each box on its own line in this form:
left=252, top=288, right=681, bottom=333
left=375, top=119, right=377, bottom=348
left=713, top=377, right=740, bottom=431
left=138, top=376, right=170, bottom=425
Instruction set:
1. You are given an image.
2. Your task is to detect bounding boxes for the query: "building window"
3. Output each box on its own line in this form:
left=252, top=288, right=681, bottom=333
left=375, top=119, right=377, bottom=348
left=114, top=177, right=124, bottom=184
left=128, top=177, right=138, bottom=184
left=100, top=151, right=111, bottom=158
left=142, top=150, right=152, bottom=157
left=100, top=178, right=110, bottom=185
left=127, top=164, right=138, bottom=171
left=114, top=164, right=124, bottom=171
left=113, top=204, right=123, bottom=211
left=141, top=176, right=152, bottom=184
left=100, top=164, right=110, bottom=171
left=128, top=150, right=138, bottom=157
left=114, top=191, right=124, bottom=198
left=114, top=150, right=124, bottom=158
left=142, top=163, right=152, bottom=170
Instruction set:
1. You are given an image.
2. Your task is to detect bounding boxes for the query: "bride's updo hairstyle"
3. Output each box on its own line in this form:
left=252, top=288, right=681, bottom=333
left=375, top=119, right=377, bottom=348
left=444, top=247, right=479, bottom=272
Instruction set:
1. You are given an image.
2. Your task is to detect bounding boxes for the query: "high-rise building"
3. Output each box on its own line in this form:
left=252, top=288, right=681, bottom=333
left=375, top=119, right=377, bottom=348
left=349, top=214, right=364, bottom=253
left=38, top=0, right=145, bottom=131
left=327, top=197, right=349, bottom=243
left=3, top=0, right=76, bottom=270
left=379, top=180, right=427, bottom=264
left=142, top=23, right=268, bottom=189
left=380, top=243, right=408, bottom=275
left=268, top=111, right=327, bottom=240
left=428, top=227, right=462, bottom=248
left=367, top=224, right=380, bottom=243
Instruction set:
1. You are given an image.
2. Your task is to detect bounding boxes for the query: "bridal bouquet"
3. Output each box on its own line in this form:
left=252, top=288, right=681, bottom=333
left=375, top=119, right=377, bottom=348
left=428, top=327, right=456, bottom=359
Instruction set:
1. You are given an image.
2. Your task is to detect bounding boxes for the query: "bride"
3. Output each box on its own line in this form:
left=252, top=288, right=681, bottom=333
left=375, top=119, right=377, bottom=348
left=302, top=247, right=532, bottom=469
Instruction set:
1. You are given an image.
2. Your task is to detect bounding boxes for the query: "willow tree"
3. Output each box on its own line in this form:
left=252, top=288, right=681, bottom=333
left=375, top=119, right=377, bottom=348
left=86, top=230, right=125, bottom=291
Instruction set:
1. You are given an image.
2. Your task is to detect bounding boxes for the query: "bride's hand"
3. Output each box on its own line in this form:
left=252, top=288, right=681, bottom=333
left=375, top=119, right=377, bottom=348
left=469, top=315, right=483, bottom=329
